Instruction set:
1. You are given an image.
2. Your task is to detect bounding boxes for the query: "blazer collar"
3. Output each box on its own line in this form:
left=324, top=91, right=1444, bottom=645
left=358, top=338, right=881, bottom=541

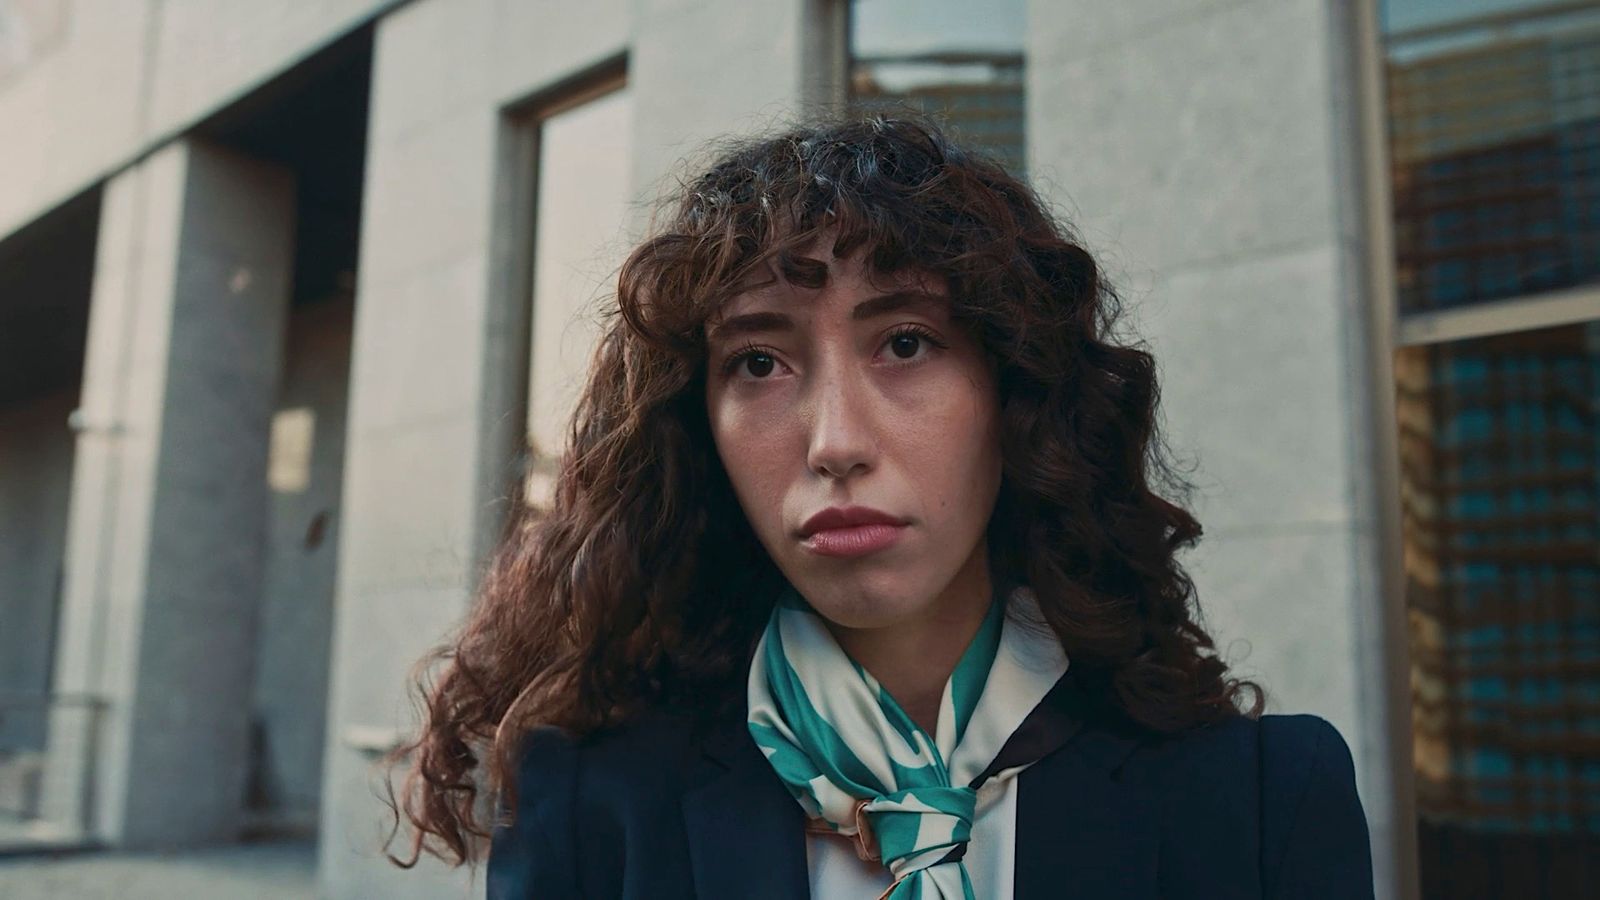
left=681, top=667, right=1158, bottom=899
left=682, top=709, right=811, bottom=900
left=1012, top=684, right=1161, bottom=899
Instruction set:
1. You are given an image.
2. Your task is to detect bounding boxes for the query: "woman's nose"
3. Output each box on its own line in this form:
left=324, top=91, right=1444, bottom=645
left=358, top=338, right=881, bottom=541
left=805, top=363, right=876, bottom=481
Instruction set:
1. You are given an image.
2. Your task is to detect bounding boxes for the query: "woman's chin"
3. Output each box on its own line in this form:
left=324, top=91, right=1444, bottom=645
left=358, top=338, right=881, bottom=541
left=803, top=591, right=927, bottom=633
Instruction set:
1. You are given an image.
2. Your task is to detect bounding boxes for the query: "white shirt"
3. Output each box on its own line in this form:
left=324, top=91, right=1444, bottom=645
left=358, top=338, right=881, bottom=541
left=805, top=770, right=1024, bottom=899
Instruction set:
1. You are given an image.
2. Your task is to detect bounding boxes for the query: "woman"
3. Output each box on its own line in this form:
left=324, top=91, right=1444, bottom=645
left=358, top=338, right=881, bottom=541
left=387, top=115, right=1375, bottom=899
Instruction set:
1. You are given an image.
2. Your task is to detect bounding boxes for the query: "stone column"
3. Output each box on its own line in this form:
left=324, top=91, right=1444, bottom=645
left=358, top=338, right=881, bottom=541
left=42, top=138, right=294, bottom=847
left=1026, top=1, right=1411, bottom=897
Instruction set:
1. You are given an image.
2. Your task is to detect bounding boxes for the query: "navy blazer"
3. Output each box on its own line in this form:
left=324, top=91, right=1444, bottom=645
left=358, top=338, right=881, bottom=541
left=487, top=672, right=1375, bottom=899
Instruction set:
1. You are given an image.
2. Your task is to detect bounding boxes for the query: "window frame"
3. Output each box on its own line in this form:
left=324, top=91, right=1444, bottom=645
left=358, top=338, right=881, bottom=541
left=480, top=55, right=628, bottom=542
left=1353, top=2, right=1600, bottom=898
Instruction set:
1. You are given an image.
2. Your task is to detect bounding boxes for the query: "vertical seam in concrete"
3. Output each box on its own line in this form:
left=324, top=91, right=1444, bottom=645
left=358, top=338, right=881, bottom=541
left=1303, top=1, right=1404, bottom=897
left=76, top=144, right=166, bottom=843
left=78, top=4, right=172, bottom=725
left=83, top=165, right=153, bottom=703
left=1326, top=1, right=1423, bottom=898
left=132, top=0, right=165, bottom=157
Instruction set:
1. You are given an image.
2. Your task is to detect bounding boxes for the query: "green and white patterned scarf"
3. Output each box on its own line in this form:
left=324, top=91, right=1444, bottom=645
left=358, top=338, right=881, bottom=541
left=746, top=579, right=1069, bottom=899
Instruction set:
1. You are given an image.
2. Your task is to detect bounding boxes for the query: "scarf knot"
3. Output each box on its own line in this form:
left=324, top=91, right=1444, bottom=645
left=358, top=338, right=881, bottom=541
left=866, top=784, right=977, bottom=878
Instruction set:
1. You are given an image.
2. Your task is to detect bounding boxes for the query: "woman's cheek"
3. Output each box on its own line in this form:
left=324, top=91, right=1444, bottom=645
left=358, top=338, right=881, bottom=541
left=714, top=416, right=790, bottom=520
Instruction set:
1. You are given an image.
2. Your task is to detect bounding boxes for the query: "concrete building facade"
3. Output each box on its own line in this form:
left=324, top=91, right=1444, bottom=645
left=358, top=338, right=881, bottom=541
left=18, top=1, right=1594, bottom=898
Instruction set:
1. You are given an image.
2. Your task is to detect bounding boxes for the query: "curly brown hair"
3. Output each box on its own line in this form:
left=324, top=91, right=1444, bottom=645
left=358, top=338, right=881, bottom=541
left=384, top=113, right=1264, bottom=868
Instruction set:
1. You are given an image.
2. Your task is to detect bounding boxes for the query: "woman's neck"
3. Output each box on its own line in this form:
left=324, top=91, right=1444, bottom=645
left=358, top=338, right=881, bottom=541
left=824, top=549, right=993, bottom=737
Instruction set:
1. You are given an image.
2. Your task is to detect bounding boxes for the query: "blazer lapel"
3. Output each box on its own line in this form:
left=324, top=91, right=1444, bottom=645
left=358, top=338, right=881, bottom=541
left=1014, top=718, right=1160, bottom=900
left=681, top=714, right=810, bottom=900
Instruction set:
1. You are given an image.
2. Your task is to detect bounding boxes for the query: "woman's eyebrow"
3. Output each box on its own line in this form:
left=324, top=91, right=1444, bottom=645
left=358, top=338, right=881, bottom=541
left=707, top=291, right=946, bottom=343
left=706, top=310, right=793, bottom=343
left=850, top=290, right=946, bottom=321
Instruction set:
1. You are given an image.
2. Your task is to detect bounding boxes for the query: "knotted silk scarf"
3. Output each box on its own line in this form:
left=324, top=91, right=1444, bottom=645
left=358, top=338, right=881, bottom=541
left=746, top=580, right=1070, bottom=899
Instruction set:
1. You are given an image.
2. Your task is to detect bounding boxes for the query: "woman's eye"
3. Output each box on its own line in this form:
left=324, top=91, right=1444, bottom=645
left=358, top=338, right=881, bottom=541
left=888, top=333, right=923, bottom=360
left=883, top=327, right=945, bottom=362
left=724, top=346, right=779, bottom=379
left=742, top=353, right=776, bottom=378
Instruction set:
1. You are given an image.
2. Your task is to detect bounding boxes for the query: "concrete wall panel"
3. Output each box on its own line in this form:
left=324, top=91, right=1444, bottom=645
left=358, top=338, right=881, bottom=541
left=1144, top=244, right=1354, bottom=533
left=1029, top=0, right=1339, bottom=278
left=490, top=0, right=628, bottom=111
left=1028, top=0, right=1400, bottom=894
left=629, top=0, right=816, bottom=205
left=0, top=0, right=392, bottom=242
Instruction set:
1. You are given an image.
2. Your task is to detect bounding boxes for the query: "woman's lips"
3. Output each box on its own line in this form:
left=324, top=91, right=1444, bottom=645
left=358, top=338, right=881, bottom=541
left=800, top=523, right=907, bottom=558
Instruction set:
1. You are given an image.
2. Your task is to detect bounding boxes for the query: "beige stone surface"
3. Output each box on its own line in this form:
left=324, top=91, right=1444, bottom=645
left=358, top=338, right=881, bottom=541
left=1028, top=0, right=1398, bottom=895
left=0, top=1, right=394, bottom=241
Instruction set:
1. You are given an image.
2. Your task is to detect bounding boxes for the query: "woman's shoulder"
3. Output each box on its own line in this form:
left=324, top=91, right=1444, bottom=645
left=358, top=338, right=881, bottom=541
left=1130, top=712, right=1362, bottom=815
left=1251, top=713, right=1361, bottom=801
left=513, top=706, right=1360, bottom=802
left=487, top=707, right=711, bottom=899
left=1123, top=711, right=1372, bottom=897
left=1135, top=711, right=1353, bottom=774
left=508, top=705, right=707, bottom=806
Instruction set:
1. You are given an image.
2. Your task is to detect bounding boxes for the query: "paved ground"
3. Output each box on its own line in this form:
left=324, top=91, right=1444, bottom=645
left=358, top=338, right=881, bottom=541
left=0, top=839, right=315, bottom=900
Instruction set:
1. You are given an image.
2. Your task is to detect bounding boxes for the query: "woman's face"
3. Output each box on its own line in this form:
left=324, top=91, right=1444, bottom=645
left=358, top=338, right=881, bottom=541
left=704, top=242, right=1004, bottom=632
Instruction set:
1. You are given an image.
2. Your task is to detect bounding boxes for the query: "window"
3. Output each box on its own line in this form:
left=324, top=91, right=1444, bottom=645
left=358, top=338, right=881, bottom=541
left=1384, top=1, right=1600, bottom=313
left=1396, top=319, right=1600, bottom=892
left=516, top=74, right=633, bottom=511
left=847, top=0, right=1026, bottom=177
left=1380, top=2, right=1600, bottom=894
